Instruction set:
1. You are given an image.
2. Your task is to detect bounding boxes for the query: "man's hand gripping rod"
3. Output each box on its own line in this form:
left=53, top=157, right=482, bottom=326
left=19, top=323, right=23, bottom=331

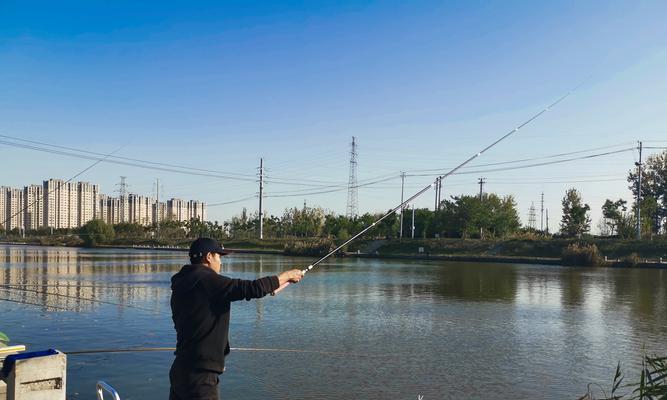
left=271, top=85, right=580, bottom=296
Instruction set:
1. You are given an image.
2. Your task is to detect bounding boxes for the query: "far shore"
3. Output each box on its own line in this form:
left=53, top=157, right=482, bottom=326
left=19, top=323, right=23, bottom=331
left=2, top=239, right=667, bottom=269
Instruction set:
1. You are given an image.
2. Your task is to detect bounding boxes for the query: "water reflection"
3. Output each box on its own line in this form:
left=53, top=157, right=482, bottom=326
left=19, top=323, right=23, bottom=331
left=433, top=261, right=518, bottom=301
left=0, top=245, right=177, bottom=312
left=1, top=245, right=667, bottom=399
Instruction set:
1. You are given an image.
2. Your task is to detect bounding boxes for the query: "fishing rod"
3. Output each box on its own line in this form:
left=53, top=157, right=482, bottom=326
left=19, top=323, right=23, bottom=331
left=272, top=84, right=585, bottom=295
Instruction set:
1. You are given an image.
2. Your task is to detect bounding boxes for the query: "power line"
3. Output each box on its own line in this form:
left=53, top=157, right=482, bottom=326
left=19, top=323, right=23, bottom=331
left=405, top=148, right=633, bottom=177
left=404, top=142, right=635, bottom=173
left=0, top=144, right=127, bottom=229
left=0, top=135, right=393, bottom=188
left=0, top=139, right=260, bottom=182
left=265, top=176, right=397, bottom=199
left=0, top=133, right=257, bottom=178
left=207, top=195, right=258, bottom=207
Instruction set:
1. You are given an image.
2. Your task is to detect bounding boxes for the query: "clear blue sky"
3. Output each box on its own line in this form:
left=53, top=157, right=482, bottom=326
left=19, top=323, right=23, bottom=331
left=1, top=1, right=666, bottom=231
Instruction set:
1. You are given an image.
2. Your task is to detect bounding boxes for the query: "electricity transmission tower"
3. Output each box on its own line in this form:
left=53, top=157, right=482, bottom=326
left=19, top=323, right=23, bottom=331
left=540, top=192, right=544, bottom=232
left=258, top=158, right=264, bottom=239
left=116, top=176, right=128, bottom=198
left=528, top=202, right=537, bottom=230
left=346, top=137, right=358, bottom=219
left=116, top=176, right=129, bottom=223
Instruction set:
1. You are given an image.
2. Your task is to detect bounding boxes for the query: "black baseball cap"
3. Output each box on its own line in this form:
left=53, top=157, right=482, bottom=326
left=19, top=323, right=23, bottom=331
left=188, top=237, right=232, bottom=259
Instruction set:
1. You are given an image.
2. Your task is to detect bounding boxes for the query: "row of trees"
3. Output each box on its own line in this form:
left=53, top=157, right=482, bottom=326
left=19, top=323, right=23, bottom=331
left=77, top=218, right=226, bottom=246
left=6, top=150, right=667, bottom=242
left=226, top=193, right=522, bottom=240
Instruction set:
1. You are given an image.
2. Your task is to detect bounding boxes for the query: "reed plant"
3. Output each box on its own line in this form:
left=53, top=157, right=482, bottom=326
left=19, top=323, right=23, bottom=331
left=283, top=238, right=335, bottom=256
left=561, top=243, right=603, bottom=266
left=579, top=353, right=667, bottom=399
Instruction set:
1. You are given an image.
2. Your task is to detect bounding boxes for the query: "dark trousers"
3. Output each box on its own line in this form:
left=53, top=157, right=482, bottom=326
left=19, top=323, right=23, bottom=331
left=169, top=361, right=220, bottom=400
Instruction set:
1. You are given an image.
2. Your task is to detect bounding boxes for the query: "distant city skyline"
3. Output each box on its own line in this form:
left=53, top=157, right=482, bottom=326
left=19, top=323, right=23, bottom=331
left=0, top=177, right=205, bottom=231
left=1, top=1, right=666, bottom=232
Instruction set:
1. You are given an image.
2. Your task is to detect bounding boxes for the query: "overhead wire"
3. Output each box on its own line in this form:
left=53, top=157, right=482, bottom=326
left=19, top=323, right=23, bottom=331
left=0, top=143, right=127, bottom=229
left=403, top=141, right=636, bottom=173
left=264, top=176, right=399, bottom=198
left=0, top=133, right=257, bottom=179
left=0, top=134, right=390, bottom=188
left=207, top=195, right=259, bottom=207
left=272, top=79, right=586, bottom=295
left=404, top=148, right=634, bottom=177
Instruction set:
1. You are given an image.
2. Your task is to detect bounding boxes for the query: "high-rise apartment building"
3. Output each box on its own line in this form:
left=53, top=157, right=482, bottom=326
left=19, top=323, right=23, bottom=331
left=77, top=182, right=98, bottom=226
left=96, top=194, right=109, bottom=222
left=119, top=196, right=129, bottom=223
left=167, top=198, right=188, bottom=222
left=0, top=187, right=9, bottom=231
left=153, top=201, right=166, bottom=226
left=24, top=184, right=44, bottom=230
left=2, top=178, right=205, bottom=230
left=128, top=194, right=153, bottom=226
left=188, top=200, right=206, bottom=221
left=44, top=179, right=69, bottom=229
left=66, top=182, right=78, bottom=228
left=7, top=188, right=24, bottom=231
left=107, top=197, right=121, bottom=225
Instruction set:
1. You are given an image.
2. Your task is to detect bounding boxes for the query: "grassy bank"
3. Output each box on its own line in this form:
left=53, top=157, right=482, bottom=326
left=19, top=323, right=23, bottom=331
left=4, top=235, right=667, bottom=265
left=373, top=238, right=667, bottom=261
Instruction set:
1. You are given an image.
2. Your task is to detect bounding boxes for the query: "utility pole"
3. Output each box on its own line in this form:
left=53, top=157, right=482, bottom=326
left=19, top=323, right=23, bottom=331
left=478, top=177, right=486, bottom=238
left=546, top=209, right=549, bottom=234
left=434, top=177, right=442, bottom=211
left=478, top=177, right=486, bottom=201
left=437, top=178, right=442, bottom=210
left=540, top=192, right=544, bottom=232
left=259, top=158, right=264, bottom=240
left=399, top=172, right=405, bottom=239
left=636, top=141, right=643, bottom=239
left=411, top=204, right=415, bottom=239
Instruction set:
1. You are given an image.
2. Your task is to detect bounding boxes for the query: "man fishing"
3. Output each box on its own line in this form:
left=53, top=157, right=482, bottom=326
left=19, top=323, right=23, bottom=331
left=169, top=237, right=304, bottom=400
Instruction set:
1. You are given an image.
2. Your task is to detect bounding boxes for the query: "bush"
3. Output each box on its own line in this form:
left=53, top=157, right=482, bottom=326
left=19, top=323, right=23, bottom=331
left=79, top=219, right=115, bottom=247
left=561, top=243, right=602, bottom=266
left=284, top=238, right=335, bottom=256
left=619, top=252, right=640, bottom=267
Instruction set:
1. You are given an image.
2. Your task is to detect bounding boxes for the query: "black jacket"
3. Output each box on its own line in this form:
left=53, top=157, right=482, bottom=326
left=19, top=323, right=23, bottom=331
left=170, top=264, right=280, bottom=373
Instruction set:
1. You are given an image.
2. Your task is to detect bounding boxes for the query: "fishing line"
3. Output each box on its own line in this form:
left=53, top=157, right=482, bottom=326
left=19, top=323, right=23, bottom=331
left=0, top=285, right=163, bottom=313
left=272, top=81, right=586, bottom=295
left=0, top=292, right=71, bottom=311
left=64, top=346, right=381, bottom=358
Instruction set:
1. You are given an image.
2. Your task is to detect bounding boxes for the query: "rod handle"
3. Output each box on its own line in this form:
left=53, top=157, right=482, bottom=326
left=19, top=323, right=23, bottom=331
left=270, top=282, right=290, bottom=296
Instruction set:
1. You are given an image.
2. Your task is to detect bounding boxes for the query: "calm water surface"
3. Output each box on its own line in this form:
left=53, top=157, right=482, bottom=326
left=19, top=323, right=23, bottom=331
left=1, top=244, right=666, bottom=399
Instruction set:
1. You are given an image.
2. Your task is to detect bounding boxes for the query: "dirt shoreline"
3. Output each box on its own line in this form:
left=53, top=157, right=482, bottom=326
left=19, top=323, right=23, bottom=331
left=3, top=241, right=666, bottom=269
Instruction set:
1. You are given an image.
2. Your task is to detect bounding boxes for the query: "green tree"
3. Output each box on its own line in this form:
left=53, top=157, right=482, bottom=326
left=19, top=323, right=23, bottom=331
left=79, top=219, right=115, bottom=247
left=560, top=188, right=591, bottom=237
left=628, top=150, right=667, bottom=235
left=435, top=193, right=520, bottom=238
left=114, top=222, right=146, bottom=240
left=157, top=220, right=187, bottom=241
left=601, top=199, right=635, bottom=237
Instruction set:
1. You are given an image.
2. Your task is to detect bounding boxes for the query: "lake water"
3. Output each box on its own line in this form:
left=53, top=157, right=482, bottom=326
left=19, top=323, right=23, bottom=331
left=1, top=244, right=666, bottom=399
